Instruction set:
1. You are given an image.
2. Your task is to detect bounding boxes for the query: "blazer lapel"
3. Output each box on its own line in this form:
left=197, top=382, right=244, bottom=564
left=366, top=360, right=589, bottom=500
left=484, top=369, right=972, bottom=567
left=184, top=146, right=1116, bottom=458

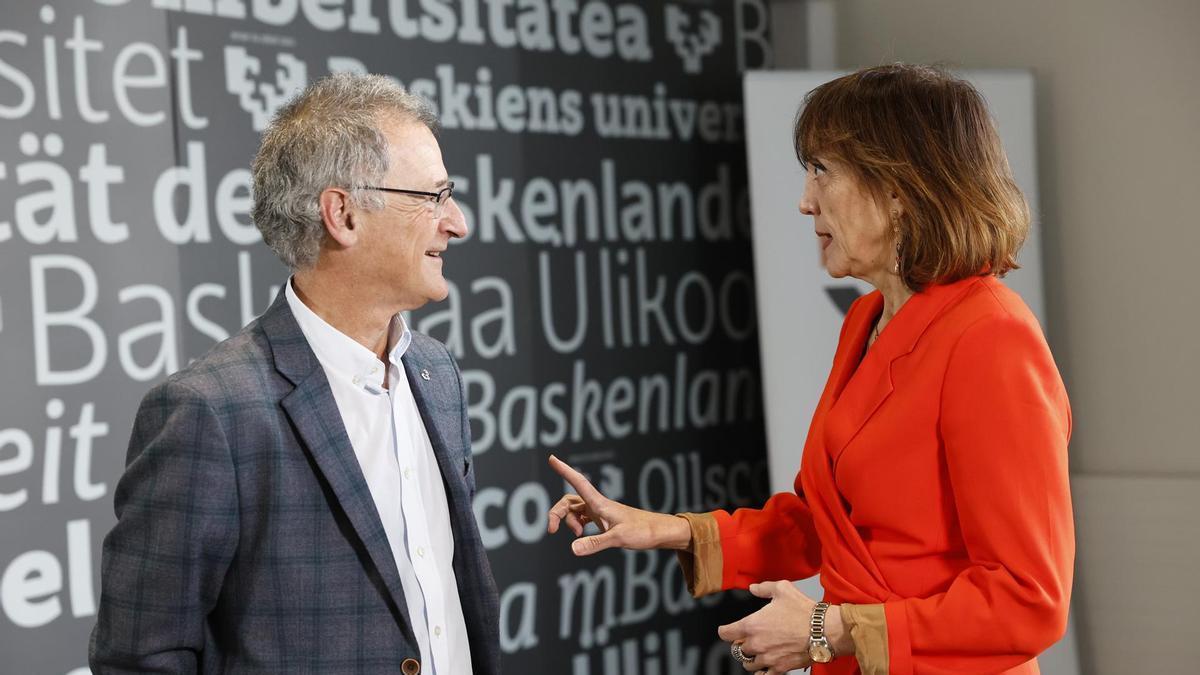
left=825, top=277, right=984, bottom=463
left=260, top=291, right=417, bottom=643
left=400, top=349, right=463, bottom=503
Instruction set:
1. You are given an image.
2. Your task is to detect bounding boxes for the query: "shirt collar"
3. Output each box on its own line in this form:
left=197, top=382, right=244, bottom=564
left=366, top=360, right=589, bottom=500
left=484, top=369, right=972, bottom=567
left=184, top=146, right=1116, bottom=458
left=285, top=278, right=412, bottom=392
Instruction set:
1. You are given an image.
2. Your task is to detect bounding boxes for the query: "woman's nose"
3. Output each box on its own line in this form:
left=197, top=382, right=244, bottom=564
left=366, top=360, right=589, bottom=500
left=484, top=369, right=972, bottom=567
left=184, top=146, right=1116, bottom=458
left=799, top=189, right=817, bottom=216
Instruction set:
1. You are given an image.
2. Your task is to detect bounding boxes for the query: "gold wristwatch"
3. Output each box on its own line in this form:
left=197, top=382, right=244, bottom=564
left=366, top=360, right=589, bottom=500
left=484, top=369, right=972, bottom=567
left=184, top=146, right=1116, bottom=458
left=808, top=601, right=835, bottom=664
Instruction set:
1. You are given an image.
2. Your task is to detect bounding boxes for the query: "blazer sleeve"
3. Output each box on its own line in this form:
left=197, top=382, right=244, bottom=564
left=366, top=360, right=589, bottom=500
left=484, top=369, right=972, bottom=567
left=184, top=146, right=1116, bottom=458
left=676, top=490, right=823, bottom=597
left=90, top=379, right=240, bottom=674
left=882, top=313, right=1074, bottom=675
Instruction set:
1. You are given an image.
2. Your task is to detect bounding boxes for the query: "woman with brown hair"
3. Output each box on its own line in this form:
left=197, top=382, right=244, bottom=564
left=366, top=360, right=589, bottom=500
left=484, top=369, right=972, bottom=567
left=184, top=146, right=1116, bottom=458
left=548, top=63, right=1073, bottom=675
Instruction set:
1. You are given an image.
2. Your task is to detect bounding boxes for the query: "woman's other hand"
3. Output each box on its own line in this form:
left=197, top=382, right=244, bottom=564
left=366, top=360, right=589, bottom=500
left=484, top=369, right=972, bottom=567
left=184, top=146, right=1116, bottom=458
left=717, top=581, right=854, bottom=673
left=547, top=455, right=692, bottom=556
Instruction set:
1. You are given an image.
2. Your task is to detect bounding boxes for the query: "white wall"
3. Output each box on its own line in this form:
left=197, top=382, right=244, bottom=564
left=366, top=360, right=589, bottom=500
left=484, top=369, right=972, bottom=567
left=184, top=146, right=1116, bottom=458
left=768, top=1, right=1200, bottom=672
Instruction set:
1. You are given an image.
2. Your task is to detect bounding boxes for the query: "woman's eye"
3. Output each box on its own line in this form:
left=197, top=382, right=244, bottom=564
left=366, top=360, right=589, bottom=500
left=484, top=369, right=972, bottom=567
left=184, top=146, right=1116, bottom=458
left=811, top=162, right=827, bottom=176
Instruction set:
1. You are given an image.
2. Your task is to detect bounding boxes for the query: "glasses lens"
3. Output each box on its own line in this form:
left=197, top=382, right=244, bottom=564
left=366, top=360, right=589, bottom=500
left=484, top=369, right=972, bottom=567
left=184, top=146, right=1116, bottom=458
left=432, top=183, right=454, bottom=219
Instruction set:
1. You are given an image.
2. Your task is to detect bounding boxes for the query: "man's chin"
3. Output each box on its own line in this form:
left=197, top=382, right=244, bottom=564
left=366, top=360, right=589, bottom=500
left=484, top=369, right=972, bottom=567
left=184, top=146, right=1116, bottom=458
left=428, top=281, right=450, bottom=303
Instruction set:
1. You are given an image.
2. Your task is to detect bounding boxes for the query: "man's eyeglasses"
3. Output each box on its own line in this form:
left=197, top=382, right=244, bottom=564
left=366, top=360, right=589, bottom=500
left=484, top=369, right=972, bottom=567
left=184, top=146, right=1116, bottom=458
left=360, top=181, right=455, bottom=219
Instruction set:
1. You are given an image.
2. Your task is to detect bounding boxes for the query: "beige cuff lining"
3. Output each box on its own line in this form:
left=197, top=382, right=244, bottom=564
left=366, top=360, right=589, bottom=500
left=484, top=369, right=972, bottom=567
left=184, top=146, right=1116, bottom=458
left=841, top=603, right=889, bottom=675
left=673, top=512, right=722, bottom=598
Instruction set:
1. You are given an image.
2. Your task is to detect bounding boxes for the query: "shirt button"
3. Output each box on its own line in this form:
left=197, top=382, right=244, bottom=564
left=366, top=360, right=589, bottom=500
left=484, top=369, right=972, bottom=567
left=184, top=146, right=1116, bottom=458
left=352, top=375, right=362, bottom=385
left=403, top=467, right=412, bottom=480
left=416, top=546, right=425, bottom=558
left=434, top=625, right=442, bottom=637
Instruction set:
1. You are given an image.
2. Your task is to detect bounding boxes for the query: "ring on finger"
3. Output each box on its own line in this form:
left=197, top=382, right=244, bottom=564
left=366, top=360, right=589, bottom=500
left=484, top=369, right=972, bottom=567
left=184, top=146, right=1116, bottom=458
left=730, top=641, right=753, bottom=664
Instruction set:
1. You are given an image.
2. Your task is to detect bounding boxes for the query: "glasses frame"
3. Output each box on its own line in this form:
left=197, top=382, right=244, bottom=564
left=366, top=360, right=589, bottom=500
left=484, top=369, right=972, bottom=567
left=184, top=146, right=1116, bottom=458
left=359, top=181, right=454, bottom=206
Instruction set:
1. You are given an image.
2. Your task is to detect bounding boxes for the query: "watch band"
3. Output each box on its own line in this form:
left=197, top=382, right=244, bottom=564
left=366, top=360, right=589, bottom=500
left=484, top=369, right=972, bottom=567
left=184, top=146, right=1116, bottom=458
left=808, top=601, right=836, bottom=663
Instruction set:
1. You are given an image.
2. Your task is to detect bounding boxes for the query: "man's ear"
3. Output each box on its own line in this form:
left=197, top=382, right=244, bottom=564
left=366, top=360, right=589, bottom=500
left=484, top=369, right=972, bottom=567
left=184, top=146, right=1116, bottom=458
left=319, top=187, right=358, bottom=247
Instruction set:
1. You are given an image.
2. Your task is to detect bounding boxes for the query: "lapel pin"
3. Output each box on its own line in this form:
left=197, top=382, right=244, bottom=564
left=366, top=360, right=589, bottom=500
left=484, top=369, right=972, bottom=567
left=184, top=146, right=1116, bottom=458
left=420, top=368, right=431, bottom=381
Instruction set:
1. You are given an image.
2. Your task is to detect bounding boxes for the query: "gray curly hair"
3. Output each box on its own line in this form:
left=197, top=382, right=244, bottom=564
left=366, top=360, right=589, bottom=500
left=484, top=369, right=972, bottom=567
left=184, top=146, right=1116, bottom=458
left=251, top=73, right=438, bottom=270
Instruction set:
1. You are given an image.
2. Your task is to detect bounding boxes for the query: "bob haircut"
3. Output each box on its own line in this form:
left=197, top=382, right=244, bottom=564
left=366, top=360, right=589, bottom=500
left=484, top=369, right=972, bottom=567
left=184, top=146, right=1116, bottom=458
left=794, top=64, right=1030, bottom=290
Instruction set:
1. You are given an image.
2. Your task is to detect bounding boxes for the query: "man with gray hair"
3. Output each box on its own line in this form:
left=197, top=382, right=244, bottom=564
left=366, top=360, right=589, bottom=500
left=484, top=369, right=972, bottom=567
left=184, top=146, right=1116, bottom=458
left=91, top=73, right=500, bottom=675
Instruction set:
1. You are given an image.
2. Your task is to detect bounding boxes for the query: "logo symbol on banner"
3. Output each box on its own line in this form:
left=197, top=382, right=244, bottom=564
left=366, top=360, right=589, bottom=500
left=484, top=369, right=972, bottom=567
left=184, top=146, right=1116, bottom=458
left=664, top=5, right=722, bottom=74
left=596, top=464, right=624, bottom=501
left=825, top=286, right=863, bottom=316
left=224, top=47, right=308, bottom=132
left=561, top=463, right=625, bottom=502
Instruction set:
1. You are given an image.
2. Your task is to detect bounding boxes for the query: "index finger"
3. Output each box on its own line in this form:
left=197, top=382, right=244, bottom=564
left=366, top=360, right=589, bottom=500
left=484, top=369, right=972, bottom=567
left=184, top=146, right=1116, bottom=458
left=548, top=454, right=606, bottom=505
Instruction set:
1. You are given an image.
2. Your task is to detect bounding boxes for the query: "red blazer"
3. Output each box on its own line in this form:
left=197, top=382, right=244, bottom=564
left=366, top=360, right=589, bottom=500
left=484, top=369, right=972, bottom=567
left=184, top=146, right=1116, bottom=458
left=714, top=276, right=1073, bottom=674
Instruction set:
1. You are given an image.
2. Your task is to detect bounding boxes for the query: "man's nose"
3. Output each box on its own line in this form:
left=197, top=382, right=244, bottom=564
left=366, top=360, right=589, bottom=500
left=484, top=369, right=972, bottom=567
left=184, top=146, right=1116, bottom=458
left=443, top=199, right=468, bottom=239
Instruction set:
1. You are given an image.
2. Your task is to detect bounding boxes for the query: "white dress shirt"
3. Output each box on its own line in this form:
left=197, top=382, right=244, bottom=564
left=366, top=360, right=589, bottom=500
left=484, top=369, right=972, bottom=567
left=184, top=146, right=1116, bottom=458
left=286, top=281, right=473, bottom=675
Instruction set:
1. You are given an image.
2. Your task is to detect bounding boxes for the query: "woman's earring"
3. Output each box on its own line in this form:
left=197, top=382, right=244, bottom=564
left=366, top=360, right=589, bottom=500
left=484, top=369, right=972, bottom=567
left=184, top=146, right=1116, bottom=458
left=891, top=212, right=902, bottom=275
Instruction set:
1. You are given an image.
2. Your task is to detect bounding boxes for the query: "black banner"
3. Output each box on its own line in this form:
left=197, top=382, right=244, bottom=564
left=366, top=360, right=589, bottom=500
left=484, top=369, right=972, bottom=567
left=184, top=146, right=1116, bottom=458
left=0, top=1, right=775, bottom=672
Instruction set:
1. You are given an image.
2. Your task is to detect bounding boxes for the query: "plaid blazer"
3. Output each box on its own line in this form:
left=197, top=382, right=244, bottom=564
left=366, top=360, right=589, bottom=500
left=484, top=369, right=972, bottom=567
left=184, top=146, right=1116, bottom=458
left=90, top=291, right=501, bottom=674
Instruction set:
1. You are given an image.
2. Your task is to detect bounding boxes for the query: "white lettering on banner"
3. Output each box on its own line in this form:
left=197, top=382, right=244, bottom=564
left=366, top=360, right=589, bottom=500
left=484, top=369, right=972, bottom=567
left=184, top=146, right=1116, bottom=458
left=0, top=401, right=109, bottom=512
left=636, top=452, right=765, bottom=514
left=14, top=133, right=78, bottom=244
left=341, top=65, right=737, bottom=142
left=468, top=156, right=744, bottom=246
left=138, top=0, right=655, bottom=61
left=590, top=84, right=742, bottom=142
left=414, top=64, right=586, bottom=136
left=499, top=581, right=539, bottom=653
left=537, top=249, right=756, bottom=352
left=0, top=519, right=95, bottom=628
left=558, top=564, right=616, bottom=648
left=734, top=0, right=772, bottom=73
left=112, top=41, right=167, bottom=127
left=30, top=254, right=281, bottom=385
left=170, top=25, right=207, bottom=128
left=153, top=141, right=210, bottom=244
left=42, top=6, right=62, bottom=120
left=412, top=275, right=516, bottom=360
left=0, top=30, right=36, bottom=119
left=0, top=427, right=34, bottom=512
left=116, top=284, right=179, bottom=382
left=214, top=169, right=258, bottom=245
left=31, top=255, right=106, bottom=386
left=0, top=137, right=261, bottom=246
left=186, top=283, right=231, bottom=344
left=0, top=551, right=61, bottom=628
left=0, top=19, right=204, bottom=126
left=65, top=16, right=108, bottom=124
left=557, top=549, right=722, bottom=651
left=79, top=144, right=129, bottom=243
left=570, top=629, right=725, bottom=675
left=462, top=355, right=757, bottom=455
left=472, top=481, right=552, bottom=550
left=0, top=139, right=126, bottom=245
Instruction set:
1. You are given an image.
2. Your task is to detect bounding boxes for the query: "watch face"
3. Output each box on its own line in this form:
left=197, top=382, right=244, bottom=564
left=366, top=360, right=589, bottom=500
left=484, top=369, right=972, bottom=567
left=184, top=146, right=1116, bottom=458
left=810, top=644, right=834, bottom=663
